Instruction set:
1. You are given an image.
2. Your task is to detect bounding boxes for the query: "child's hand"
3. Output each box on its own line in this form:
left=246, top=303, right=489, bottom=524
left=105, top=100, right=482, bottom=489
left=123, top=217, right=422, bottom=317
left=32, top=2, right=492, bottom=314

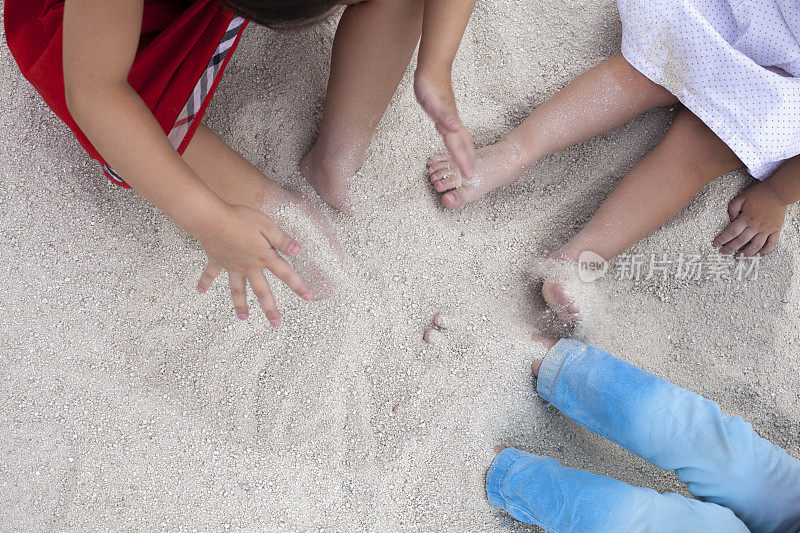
left=414, top=69, right=475, bottom=180
left=195, top=204, right=313, bottom=325
left=713, top=181, right=787, bottom=257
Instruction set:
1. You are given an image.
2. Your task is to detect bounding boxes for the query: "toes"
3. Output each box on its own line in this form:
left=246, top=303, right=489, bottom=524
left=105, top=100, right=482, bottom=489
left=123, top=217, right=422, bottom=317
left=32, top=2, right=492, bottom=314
left=423, top=327, right=440, bottom=344
left=433, top=174, right=462, bottom=193
left=542, top=280, right=580, bottom=326
left=427, top=160, right=453, bottom=175
left=441, top=188, right=469, bottom=209
left=427, top=154, right=450, bottom=166
left=531, top=359, right=544, bottom=377
left=530, top=332, right=558, bottom=350
left=430, top=169, right=454, bottom=184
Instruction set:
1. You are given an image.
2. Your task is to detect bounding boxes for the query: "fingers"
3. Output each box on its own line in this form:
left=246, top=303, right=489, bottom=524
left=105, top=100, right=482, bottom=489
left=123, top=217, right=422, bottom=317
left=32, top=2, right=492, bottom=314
left=247, top=272, right=281, bottom=327
left=759, top=232, right=780, bottom=255
left=439, top=116, right=461, bottom=133
left=229, top=260, right=310, bottom=323
left=737, top=232, right=768, bottom=258
left=427, top=100, right=461, bottom=134
left=197, top=261, right=222, bottom=294
left=719, top=226, right=758, bottom=255
left=713, top=217, right=748, bottom=248
left=728, top=195, right=745, bottom=221
left=443, top=128, right=475, bottom=180
left=229, top=272, right=249, bottom=320
left=266, top=252, right=313, bottom=301
left=261, top=223, right=301, bottom=257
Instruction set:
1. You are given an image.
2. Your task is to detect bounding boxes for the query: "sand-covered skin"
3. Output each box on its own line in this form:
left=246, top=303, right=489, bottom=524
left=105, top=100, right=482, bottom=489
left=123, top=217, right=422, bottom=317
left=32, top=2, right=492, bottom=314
left=2, top=1, right=800, bottom=531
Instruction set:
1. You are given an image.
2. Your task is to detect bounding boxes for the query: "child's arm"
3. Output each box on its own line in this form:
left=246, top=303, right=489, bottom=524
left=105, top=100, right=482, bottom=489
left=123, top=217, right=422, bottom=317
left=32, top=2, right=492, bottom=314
left=713, top=155, right=800, bottom=257
left=63, top=0, right=311, bottom=322
left=414, top=0, right=476, bottom=179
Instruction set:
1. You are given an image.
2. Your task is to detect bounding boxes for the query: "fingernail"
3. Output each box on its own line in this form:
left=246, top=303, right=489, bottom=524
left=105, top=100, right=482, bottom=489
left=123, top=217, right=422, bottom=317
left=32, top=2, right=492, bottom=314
left=269, top=318, right=281, bottom=327
left=302, top=292, right=313, bottom=301
left=196, top=286, right=206, bottom=294
left=237, top=313, right=248, bottom=320
left=288, top=243, right=301, bottom=256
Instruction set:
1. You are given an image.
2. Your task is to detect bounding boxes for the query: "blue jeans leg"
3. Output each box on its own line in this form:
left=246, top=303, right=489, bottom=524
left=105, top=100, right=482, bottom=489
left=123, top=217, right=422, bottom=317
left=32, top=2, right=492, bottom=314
left=536, top=339, right=800, bottom=533
left=486, top=447, right=747, bottom=532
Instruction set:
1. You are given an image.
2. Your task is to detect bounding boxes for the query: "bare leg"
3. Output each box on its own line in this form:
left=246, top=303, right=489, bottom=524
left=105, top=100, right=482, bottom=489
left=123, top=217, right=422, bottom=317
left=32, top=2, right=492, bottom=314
left=428, top=54, right=679, bottom=208
left=300, top=0, right=424, bottom=209
left=183, top=126, right=321, bottom=218
left=542, top=110, right=742, bottom=324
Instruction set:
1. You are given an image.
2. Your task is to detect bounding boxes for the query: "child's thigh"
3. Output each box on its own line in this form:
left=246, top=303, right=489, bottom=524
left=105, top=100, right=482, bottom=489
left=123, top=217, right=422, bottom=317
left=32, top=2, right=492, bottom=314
left=181, top=125, right=280, bottom=202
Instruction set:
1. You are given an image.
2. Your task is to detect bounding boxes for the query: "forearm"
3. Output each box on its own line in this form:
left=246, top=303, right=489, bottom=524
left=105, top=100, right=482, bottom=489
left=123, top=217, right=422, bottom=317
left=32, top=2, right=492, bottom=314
left=763, top=154, right=800, bottom=205
left=417, top=0, right=475, bottom=74
left=67, top=82, right=225, bottom=237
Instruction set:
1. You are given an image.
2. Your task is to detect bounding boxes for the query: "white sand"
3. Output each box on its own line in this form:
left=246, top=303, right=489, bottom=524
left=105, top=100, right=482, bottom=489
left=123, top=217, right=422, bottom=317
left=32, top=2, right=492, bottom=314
left=2, top=1, right=799, bottom=530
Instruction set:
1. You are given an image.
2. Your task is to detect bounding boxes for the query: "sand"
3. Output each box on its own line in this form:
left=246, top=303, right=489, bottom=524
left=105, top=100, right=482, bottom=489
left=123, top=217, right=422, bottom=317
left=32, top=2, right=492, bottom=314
left=2, top=1, right=799, bottom=531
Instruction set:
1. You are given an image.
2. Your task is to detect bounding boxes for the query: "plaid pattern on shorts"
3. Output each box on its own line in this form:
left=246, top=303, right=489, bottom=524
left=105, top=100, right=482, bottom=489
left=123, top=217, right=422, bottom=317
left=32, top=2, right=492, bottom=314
left=103, top=16, right=246, bottom=186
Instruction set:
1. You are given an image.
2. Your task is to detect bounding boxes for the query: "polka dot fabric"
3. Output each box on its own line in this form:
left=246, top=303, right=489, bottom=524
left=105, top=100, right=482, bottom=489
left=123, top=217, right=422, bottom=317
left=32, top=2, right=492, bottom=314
left=618, top=0, right=800, bottom=179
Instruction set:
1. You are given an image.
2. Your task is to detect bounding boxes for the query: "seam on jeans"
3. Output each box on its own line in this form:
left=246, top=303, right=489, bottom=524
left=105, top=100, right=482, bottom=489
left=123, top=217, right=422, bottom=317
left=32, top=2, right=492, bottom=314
left=490, top=454, right=559, bottom=532
left=502, top=501, right=555, bottom=532
left=537, top=340, right=576, bottom=400
left=490, top=453, right=523, bottom=502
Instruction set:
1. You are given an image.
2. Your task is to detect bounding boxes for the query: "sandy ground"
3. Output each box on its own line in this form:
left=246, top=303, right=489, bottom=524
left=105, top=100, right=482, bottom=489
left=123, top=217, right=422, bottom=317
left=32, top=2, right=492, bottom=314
left=2, top=1, right=799, bottom=531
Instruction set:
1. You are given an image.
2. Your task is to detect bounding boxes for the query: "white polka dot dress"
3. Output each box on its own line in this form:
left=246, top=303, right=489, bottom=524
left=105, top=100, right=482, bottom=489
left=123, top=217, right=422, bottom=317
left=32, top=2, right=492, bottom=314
left=618, top=0, right=800, bottom=179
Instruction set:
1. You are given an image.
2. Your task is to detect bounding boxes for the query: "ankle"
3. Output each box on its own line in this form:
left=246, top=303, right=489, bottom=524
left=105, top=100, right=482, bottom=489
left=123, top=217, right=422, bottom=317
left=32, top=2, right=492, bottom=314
left=304, top=140, right=366, bottom=181
left=546, top=248, right=580, bottom=263
left=496, top=135, right=537, bottom=173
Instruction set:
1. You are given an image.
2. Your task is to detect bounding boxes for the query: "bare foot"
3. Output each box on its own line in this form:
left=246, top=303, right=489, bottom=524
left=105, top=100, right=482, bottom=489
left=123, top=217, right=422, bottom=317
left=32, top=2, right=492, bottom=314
left=541, top=279, right=581, bottom=327
left=530, top=333, right=559, bottom=377
left=299, top=147, right=361, bottom=210
left=427, top=138, right=528, bottom=208
left=485, top=445, right=508, bottom=485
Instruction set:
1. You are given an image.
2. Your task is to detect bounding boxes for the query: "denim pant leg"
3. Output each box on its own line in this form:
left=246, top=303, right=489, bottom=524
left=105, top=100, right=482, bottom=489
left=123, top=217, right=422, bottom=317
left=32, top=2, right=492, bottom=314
left=537, top=339, right=800, bottom=533
left=486, top=448, right=747, bottom=532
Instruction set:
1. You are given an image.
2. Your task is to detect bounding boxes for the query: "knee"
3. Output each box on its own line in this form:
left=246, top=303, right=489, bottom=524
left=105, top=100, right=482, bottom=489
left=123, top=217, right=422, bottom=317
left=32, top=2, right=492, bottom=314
left=667, top=110, right=740, bottom=179
left=609, top=54, right=679, bottom=109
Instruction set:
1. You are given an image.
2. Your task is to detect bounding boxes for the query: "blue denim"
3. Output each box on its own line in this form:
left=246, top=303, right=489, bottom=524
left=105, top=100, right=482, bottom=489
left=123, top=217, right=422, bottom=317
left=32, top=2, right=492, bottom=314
left=486, top=339, right=800, bottom=532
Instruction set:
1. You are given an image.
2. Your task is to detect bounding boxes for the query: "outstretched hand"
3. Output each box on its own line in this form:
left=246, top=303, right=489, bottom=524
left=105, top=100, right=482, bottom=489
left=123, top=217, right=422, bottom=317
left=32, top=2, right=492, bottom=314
left=414, top=69, right=475, bottom=180
left=713, top=181, right=786, bottom=257
left=195, top=204, right=312, bottom=325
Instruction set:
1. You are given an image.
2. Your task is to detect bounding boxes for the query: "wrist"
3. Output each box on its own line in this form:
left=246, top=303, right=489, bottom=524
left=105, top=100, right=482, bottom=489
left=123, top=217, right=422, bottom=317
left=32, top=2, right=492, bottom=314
left=173, top=189, right=231, bottom=240
left=761, top=178, right=795, bottom=206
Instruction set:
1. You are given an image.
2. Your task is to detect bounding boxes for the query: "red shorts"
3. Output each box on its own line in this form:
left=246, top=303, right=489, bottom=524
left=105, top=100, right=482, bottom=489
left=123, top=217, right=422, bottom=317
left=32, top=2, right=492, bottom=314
left=4, top=0, right=248, bottom=187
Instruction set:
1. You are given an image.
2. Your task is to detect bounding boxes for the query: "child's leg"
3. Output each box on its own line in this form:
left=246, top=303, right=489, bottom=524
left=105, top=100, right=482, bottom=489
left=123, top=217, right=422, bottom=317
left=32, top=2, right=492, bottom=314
left=300, top=0, right=424, bottom=209
left=541, top=109, right=741, bottom=324
left=532, top=339, right=800, bottom=533
left=486, top=449, right=747, bottom=531
left=428, top=54, right=678, bottom=208
left=183, top=126, right=338, bottom=222
left=552, top=109, right=741, bottom=263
